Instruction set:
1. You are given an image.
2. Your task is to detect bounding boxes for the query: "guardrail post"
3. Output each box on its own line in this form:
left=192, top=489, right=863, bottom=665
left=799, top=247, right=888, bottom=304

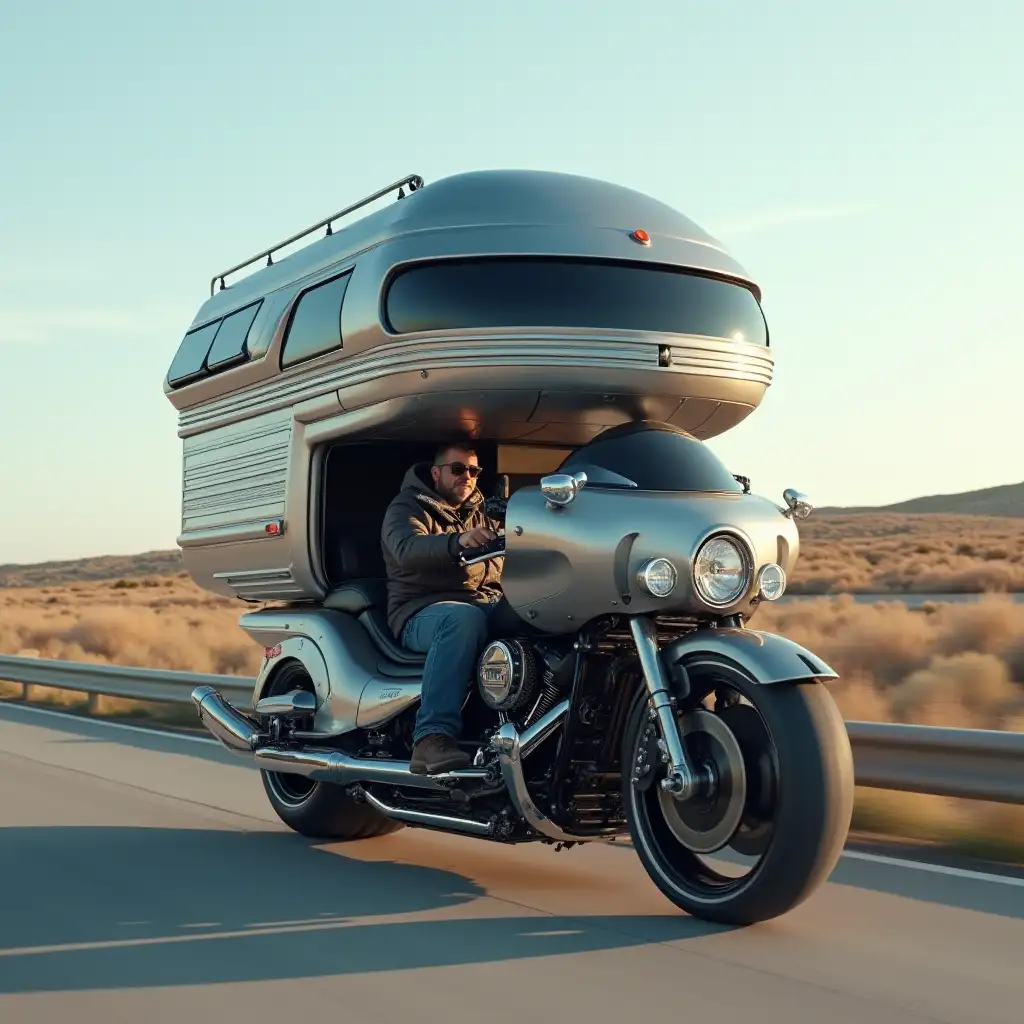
left=87, top=693, right=100, bottom=715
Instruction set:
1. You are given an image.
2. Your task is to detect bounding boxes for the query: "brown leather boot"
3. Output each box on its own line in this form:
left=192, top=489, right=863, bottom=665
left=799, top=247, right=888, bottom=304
left=410, top=734, right=471, bottom=775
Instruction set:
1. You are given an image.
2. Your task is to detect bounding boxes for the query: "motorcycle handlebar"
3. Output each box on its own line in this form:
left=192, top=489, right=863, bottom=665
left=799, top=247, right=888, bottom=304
left=458, top=534, right=506, bottom=565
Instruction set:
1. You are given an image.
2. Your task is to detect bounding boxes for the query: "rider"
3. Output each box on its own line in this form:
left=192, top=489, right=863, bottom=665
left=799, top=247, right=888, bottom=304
left=381, top=441, right=507, bottom=775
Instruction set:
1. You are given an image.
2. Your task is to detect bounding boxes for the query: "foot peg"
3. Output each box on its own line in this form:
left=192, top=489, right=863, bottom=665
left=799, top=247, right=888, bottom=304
left=254, top=689, right=317, bottom=719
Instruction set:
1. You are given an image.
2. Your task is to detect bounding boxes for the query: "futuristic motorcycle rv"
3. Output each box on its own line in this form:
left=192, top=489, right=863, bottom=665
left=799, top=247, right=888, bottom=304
left=164, top=169, right=854, bottom=926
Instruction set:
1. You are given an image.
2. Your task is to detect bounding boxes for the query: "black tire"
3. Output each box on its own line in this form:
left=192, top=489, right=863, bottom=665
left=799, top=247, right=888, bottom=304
left=258, top=660, right=403, bottom=841
left=622, top=657, right=854, bottom=926
left=261, top=770, right=404, bottom=840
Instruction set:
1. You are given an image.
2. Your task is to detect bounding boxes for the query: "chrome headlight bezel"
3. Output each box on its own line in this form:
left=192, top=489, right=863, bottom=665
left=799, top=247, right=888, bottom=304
left=692, top=531, right=754, bottom=609
left=636, top=556, right=678, bottom=598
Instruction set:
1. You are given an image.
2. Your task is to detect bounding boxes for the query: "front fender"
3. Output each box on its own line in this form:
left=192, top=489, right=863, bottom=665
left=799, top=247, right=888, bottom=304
left=660, top=628, right=838, bottom=685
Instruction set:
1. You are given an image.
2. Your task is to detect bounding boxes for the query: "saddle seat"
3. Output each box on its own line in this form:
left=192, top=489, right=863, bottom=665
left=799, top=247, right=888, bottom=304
left=323, top=578, right=426, bottom=667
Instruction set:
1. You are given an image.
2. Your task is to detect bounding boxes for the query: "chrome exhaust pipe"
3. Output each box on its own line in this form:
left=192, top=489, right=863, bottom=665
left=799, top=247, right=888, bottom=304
left=191, top=686, right=491, bottom=792
left=359, top=789, right=495, bottom=836
left=253, top=745, right=490, bottom=792
left=191, top=685, right=568, bottom=813
left=191, top=685, right=266, bottom=752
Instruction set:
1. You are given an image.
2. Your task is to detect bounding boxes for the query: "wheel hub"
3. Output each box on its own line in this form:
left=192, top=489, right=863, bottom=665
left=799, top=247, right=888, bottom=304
left=655, top=709, right=747, bottom=854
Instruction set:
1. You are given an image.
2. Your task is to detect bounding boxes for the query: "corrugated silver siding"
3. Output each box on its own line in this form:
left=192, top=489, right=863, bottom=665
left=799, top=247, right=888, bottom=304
left=181, top=412, right=291, bottom=534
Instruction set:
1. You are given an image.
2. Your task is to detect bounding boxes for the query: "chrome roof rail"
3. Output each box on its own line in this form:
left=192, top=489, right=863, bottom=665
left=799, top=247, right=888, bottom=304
left=209, top=173, right=425, bottom=295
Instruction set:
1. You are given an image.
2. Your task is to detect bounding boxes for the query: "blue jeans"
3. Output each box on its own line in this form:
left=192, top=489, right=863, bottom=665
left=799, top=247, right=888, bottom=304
left=402, top=599, right=507, bottom=744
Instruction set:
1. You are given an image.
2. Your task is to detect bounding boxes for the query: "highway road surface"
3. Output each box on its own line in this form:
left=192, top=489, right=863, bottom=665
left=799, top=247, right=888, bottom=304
left=1, top=701, right=1022, bottom=1024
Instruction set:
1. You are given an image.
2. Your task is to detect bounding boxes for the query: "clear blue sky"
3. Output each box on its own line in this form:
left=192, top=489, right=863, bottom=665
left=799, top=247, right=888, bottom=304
left=1, top=1, right=1021, bottom=565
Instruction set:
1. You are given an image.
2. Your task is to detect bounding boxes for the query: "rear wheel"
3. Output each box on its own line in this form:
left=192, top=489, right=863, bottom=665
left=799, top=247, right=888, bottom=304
left=622, top=657, right=853, bottom=925
left=259, top=661, right=403, bottom=840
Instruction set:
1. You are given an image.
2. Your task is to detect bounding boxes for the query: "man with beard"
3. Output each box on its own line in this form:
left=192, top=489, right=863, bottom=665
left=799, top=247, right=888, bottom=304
left=381, top=441, right=510, bottom=774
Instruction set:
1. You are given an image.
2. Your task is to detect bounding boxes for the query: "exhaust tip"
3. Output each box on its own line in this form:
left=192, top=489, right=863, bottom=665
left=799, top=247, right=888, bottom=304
left=191, top=685, right=217, bottom=708
left=190, top=685, right=264, bottom=753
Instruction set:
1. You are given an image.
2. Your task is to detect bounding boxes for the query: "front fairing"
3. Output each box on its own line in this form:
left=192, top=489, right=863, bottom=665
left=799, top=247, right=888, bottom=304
left=500, top=485, right=799, bottom=634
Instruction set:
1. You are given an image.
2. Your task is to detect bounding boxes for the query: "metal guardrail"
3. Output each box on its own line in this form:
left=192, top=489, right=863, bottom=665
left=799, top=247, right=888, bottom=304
left=1, top=654, right=1022, bottom=804
left=845, top=721, right=1024, bottom=804
left=0, top=654, right=255, bottom=711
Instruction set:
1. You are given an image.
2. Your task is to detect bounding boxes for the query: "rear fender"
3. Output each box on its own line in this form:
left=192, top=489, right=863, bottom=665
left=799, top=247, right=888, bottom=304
left=239, top=607, right=383, bottom=735
left=660, top=628, right=838, bottom=687
left=252, top=636, right=331, bottom=709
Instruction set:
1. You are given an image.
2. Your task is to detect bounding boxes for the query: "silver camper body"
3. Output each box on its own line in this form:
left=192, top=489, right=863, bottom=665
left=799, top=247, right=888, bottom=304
left=164, top=169, right=777, bottom=608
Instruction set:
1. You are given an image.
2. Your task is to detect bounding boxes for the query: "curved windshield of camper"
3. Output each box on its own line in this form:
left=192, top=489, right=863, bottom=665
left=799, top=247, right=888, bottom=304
left=558, top=424, right=744, bottom=493
left=384, top=257, right=767, bottom=345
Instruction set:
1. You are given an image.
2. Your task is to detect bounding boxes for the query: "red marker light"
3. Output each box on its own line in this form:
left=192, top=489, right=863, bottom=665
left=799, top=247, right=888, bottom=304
left=265, top=520, right=282, bottom=536
left=631, top=228, right=651, bottom=245
left=264, top=645, right=282, bottom=659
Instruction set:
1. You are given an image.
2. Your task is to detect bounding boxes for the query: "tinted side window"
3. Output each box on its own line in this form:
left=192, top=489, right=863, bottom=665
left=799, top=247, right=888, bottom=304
left=168, top=321, right=220, bottom=387
left=206, top=301, right=262, bottom=371
left=281, top=272, right=351, bottom=368
left=385, top=257, right=767, bottom=346
left=559, top=423, right=743, bottom=493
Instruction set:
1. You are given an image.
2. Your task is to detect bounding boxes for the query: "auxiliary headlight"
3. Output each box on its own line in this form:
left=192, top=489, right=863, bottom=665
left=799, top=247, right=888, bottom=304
left=756, top=563, right=787, bottom=601
left=636, top=557, right=678, bottom=598
left=693, top=535, right=751, bottom=607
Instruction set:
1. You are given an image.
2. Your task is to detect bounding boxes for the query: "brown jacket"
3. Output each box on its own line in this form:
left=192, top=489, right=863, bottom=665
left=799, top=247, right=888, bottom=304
left=381, top=464, right=504, bottom=637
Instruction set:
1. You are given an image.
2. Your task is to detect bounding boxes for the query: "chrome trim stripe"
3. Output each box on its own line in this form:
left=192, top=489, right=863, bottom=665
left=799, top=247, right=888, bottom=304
left=213, top=567, right=303, bottom=598
left=667, top=340, right=774, bottom=387
left=177, top=332, right=774, bottom=437
left=178, top=520, right=285, bottom=547
left=212, top=566, right=293, bottom=581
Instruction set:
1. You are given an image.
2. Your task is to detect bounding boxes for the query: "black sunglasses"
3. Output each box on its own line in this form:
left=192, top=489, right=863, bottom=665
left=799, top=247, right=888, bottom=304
left=436, top=461, right=482, bottom=478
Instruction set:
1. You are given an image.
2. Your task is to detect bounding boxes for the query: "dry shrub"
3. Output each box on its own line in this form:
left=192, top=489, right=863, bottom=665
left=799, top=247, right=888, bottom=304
left=755, top=594, right=1024, bottom=729
left=792, top=514, right=1024, bottom=594
left=890, top=653, right=1017, bottom=729
left=0, top=576, right=261, bottom=676
left=2, top=549, right=1023, bottom=730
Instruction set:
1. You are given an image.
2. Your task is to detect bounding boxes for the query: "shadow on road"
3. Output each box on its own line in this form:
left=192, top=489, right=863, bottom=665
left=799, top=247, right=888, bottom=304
left=604, top=839, right=1024, bottom=923
left=4, top=704, right=1024, bottom=931
left=0, top=826, right=727, bottom=993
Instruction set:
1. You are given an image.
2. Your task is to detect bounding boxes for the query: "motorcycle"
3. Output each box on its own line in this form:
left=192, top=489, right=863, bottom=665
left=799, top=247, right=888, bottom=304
left=167, top=168, right=854, bottom=926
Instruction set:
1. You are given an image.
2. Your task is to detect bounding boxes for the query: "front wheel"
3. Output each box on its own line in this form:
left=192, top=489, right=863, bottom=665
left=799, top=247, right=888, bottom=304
left=622, top=658, right=854, bottom=925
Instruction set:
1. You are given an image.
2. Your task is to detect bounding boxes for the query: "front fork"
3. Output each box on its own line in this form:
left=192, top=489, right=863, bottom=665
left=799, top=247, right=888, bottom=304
left=628, top=616, right=702, bottom=801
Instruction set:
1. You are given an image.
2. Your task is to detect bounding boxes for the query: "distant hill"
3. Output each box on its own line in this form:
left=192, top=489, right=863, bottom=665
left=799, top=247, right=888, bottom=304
left=819, top=481, right=1024, bottom=518
left=0, top=549, right=183, bottom=589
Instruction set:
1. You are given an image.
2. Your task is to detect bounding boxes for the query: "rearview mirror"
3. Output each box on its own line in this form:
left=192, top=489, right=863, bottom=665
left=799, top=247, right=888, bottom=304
left=541, top=471, right=588, bottom=508
left=782, top=488, right=813, bottom=519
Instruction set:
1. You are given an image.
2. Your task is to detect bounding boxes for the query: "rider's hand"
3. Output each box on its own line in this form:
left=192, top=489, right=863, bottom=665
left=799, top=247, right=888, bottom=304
left=459, top=526, right=496, bottom=549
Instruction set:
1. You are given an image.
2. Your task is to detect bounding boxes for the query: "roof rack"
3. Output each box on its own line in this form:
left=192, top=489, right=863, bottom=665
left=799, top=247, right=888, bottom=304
left=209, top=173, right=425, bottom=296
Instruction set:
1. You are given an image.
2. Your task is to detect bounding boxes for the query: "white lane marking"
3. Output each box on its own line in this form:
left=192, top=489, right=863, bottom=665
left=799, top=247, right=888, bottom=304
left=0, top=700, right=218, bottom=745
left=5, top=701, right=1024, bottom=890
left=841, top=849, right=1024, bottom=888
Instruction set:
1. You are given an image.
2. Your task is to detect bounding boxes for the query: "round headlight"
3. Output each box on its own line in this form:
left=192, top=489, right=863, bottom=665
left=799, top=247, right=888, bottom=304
left=693, top=535, right=750, bottom=607
left=637, top=557, right=678, bottom=598
left=757, top=563, right=787, bottom=601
